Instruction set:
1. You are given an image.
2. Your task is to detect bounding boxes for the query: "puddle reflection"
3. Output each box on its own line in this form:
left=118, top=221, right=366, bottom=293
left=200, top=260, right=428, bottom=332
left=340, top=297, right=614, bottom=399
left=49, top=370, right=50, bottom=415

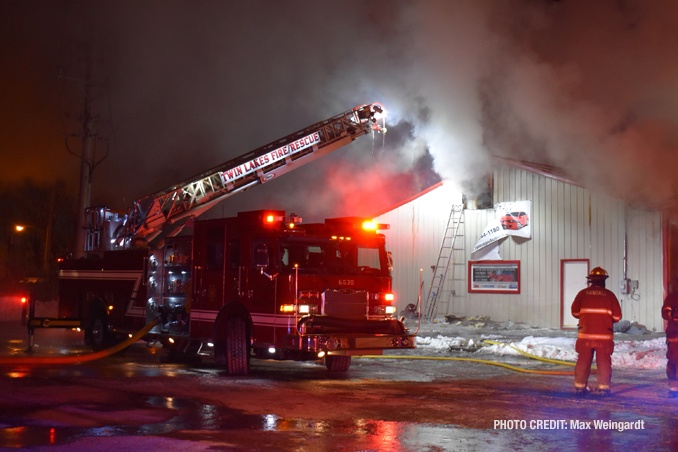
left=0, top=394, right=668, bottom=450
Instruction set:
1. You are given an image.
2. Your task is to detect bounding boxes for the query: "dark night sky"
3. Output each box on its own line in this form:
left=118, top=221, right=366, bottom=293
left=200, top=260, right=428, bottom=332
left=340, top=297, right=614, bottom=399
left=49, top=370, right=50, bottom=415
left=3, top=1, right=678, bottom=222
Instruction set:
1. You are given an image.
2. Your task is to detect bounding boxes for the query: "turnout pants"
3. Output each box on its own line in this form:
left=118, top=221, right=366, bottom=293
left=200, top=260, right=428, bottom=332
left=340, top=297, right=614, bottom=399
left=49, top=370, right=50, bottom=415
left=667, top=338, right=678, bottom=392
left=574, top=339, right=614, bottom=390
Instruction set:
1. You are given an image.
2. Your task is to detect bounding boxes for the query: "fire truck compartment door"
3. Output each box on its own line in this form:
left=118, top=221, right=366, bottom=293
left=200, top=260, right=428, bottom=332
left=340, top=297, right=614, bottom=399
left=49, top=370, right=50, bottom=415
left=193, top=222, right=227, bottom=311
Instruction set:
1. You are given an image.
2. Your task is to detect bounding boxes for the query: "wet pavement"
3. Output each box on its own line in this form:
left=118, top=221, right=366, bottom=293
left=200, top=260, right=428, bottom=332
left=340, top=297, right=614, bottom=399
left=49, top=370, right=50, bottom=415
left=1, top=317, right=678, bottom=451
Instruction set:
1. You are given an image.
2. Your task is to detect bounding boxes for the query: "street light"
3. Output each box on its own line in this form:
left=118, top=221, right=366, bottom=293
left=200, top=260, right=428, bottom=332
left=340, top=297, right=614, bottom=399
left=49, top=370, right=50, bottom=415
left=14, top=223, right=51, bottom=275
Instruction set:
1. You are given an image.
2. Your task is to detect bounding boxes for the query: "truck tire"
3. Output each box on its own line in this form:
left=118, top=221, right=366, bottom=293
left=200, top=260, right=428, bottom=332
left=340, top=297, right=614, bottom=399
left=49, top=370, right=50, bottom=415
left=226, top=317, right=249, bottom=376
left=90, top=312, right=112, bottom=352
left=325, top=355, right=351, bottom=372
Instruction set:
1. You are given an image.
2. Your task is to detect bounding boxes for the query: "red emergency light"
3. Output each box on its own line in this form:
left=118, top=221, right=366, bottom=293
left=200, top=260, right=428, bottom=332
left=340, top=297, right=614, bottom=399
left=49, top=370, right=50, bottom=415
left=371, top=292, right=395, bottom=302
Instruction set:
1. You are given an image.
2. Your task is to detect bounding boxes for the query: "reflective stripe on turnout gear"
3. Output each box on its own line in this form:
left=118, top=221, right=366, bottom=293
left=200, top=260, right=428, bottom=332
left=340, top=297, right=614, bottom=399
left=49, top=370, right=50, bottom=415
left=577, top=333, right=613, bottom=340
left=668, top=337, right=678, bottom=343
left=580, top=308, right=613, bottom=315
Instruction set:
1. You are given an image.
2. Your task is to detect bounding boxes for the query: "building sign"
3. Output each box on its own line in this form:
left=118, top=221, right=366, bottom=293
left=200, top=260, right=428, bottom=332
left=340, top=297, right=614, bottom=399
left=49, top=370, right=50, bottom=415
left=472, top=201, right=531, bottom=255
left=496, top=200, right=531, bottom=239
left=468, top=260, right=520, bottom=294
left=219, top=131, right=321, bottom=184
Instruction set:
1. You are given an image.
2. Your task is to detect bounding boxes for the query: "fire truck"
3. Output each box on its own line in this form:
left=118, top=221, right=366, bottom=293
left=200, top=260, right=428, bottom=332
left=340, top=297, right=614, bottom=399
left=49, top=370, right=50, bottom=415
left=27, top=103, right=415, bottom=373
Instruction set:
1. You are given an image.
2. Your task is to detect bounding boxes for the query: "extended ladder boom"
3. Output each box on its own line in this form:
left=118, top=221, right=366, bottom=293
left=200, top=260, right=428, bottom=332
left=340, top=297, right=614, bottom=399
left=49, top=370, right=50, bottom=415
left=114, top=103, right=384, bottom=247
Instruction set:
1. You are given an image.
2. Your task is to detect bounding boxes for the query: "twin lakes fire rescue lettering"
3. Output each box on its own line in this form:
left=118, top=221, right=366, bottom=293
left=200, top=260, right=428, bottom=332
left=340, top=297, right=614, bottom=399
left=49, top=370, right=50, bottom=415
left=219, top=131, right=321, bottom=184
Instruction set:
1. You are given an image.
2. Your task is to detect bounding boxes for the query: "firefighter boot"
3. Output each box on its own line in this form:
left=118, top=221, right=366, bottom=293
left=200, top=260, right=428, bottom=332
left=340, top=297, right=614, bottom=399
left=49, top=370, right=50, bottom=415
left=668, top=380, right=678, bottom=398
left=574, top=385, right=589, bottom=396
left=594, top=385, right=611, bottom=397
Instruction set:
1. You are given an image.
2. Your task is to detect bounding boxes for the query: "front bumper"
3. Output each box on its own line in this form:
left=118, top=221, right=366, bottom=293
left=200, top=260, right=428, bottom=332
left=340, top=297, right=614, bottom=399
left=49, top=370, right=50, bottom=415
left=281, top=333, right=416, bottom=356
left=283, top=315, right=416, bottom=355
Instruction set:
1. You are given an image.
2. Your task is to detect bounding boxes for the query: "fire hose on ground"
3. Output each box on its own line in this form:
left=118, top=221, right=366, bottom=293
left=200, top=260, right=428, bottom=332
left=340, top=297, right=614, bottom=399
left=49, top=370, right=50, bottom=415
left=355, top=339, right=595, bottom=376
left=0, top=325, right=593, bottom=376
left=0, top=320, right=158, bottom=365
left=482, top=339, right=595, bottom=370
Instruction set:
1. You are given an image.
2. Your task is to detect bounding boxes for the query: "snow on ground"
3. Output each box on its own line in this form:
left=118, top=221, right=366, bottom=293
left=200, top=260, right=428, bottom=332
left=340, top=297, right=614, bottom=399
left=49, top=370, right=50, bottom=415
left=412, top=319, right=669, bottom=370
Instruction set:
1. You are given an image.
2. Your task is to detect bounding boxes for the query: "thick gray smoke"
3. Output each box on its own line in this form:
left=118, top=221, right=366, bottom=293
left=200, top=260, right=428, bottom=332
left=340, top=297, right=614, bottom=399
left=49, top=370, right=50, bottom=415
left=3, top=1, right=678, bottom=221
left=404, top=1, right=678, bottom=207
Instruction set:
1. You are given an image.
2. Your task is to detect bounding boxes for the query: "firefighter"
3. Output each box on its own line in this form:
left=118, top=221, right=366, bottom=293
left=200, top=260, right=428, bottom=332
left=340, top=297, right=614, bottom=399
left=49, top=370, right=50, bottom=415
left=661, top=282, right=678, bottom=397
left=571, top=267, right=622, bottom=396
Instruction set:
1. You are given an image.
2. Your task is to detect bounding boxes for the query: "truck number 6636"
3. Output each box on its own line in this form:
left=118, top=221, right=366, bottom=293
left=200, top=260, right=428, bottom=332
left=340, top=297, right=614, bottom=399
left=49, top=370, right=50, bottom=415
left=338, top=279, right=354, bottom=286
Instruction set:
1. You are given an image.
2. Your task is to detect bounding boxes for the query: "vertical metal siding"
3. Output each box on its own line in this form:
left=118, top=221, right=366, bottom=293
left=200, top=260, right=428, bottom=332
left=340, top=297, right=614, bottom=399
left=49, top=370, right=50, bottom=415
left=375, top=167, right=664, bottom=330
left=374, top=181, right=463, bottom=314
left=461, top=167, right=663, bottom=330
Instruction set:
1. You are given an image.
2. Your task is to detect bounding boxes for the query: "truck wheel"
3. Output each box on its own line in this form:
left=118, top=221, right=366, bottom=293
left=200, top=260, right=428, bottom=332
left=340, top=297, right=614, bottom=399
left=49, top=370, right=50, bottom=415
left=90, top=313, right=112, bottom=352
left=226, top=317, right=249, bottom=376
left=325, top=355, right=351, bottom=372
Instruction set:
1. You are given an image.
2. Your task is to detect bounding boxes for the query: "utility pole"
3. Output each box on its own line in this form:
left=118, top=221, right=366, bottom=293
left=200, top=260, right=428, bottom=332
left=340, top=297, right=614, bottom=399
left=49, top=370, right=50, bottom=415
left=73, top=45, right=95, bottom=258
left=61, top=41, right=109, bottom=258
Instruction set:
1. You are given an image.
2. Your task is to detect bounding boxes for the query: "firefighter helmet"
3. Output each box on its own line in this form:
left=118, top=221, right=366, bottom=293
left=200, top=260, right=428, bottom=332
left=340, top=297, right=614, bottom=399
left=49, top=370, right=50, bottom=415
left=587, top=267, right=609, bottom=280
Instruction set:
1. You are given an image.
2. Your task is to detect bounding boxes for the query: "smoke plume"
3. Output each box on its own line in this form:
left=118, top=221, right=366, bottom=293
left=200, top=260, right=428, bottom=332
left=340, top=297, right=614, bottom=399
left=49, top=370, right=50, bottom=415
left=3, top=1, right=678, bottom=221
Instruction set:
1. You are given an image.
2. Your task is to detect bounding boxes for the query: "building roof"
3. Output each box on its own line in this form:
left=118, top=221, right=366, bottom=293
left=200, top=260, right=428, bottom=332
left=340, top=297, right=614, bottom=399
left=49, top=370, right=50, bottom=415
left=371, top=180, right=445, bottom=218
left=492, top=156, right=584, bottom=188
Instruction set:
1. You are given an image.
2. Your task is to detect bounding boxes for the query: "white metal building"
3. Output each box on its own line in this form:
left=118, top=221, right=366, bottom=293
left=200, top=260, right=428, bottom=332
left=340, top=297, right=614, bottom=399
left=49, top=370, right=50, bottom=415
left=374, top=159, right=667, bottom=332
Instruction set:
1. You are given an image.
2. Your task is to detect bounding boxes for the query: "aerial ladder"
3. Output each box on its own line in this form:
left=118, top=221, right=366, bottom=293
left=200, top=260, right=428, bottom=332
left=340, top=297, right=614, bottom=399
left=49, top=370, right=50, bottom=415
left=85, top=103, right=385, bottom=252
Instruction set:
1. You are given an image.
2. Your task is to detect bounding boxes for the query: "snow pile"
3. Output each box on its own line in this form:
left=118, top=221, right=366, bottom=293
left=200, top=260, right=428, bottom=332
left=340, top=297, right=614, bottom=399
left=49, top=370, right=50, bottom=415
left=478, top=336, right=578, bottom=363
left=612, top=337, right=667, bottom=369
left=416, top=335, right=470, bottom=350
left=416, top=334, right=669, bottom=369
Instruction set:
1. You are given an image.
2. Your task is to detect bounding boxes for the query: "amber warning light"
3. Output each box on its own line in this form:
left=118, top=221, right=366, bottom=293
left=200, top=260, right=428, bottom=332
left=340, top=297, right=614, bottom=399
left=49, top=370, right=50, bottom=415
left=265, top=214, right=301, bottom=226
left=362, top=221, right=389, bottom=231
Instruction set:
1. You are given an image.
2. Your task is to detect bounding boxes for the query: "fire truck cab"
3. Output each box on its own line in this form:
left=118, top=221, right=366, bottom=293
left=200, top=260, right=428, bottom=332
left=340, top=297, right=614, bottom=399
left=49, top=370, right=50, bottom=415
left=146, top=210, right=414, bottom=374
